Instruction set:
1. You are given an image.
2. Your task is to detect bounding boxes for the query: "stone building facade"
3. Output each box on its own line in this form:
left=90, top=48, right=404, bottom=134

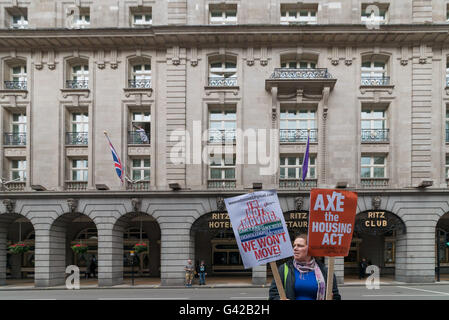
left=1, top=0, right=449, bottom=286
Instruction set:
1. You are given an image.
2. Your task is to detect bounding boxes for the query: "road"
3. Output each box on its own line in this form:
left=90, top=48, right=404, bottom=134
left=1, top=284, right=449, bottom=300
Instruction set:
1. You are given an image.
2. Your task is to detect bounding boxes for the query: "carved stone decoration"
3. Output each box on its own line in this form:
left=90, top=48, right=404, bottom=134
left=131, top=198, right=142, bottom=213
left=34, top=50, right=43, bottom=70
left=172, top=46, right=180, bottom=65
left=67, top=198, right=78, bottom=213
left=97, top=50, right=105, bottom=69
left=3, top=199, right=15, bottom=213
left=216, top=197, right=226, bottom=211
left=294, top=197, right=304, bottom=211
left=260, top=47, right=268, bottom=66
left=246, top=47, right=254, bottom=66
left=47, top=50, right=56, bottom=70
left=372, top=196, right=381, bottom=210
left=190, top=47, right=198, bottom=67
left=110, top=49, right=118, bottom=69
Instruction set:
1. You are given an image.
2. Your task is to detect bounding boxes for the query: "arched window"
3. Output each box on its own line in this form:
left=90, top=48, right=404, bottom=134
left=128, top=57, right=151, bottom=88
left=208, top=55, right=237, bottom=86
left=4, top=58, right=27, bottom=90
left=361, top=54, right=390, bottom=85
left=66, top=58, right=89, bottom=89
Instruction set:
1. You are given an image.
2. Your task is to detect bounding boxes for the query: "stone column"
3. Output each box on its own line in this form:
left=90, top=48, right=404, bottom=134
left=0, top=224, right=7, bottom=285
left=97, top=220, right=124, bottom=287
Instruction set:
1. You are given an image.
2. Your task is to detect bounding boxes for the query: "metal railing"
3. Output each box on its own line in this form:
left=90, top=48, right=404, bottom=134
left=126, top=180, right=150, bottom=191
left=269, top=68, right=333, bottom=80
left=361, top=129, right=389, bottom=143
left=360, top=178, right=389, bottom=188
left=361, top=77, right=390, bottom=86
left=128, top=79, right=151, bottom=89
left=208, top=129, right=236, bottom=143
left=279, top=179, right=317, bottom=189
left=208, top=77, right=237, bottom=87
left=4, top=132, right=26, bottom=146
left=128, top=131, right=150, bottom=144
left=66, top=80, right=89, bottom=89
left=66, top=132, right=88, bottom=145
left=4, top=81, right=27, bottom=90
left=207, top=180, right=236, bottom=189
left=279, top=129, right=318, bottom=143
left=65, top=181, right=88, bottom=191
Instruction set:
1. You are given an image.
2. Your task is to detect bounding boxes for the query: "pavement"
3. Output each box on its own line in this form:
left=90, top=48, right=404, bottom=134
left=2, top=275, right=449, bottom=290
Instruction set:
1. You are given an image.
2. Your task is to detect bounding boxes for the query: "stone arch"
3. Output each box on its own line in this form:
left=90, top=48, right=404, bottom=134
left=435, top=211, right=449, bottom=278
left=0, top=211, right=35, bottom=286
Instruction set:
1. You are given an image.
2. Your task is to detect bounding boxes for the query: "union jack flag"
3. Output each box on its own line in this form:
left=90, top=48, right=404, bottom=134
left=104, top=132, right=123, bottom=183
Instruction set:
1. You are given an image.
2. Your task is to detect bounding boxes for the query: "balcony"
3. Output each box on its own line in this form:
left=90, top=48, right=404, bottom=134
left=360, top=178, right=389, bottom=188
left=126, top=180, right=150, bottom=191
left=208, top=77, right=237, bottom=87
left=361, top=129, right=389, bottom=143
left=208, top=129, right=236, bottom=144
left=4, top=132, right=26, bottom=146
left=361, top=77, right=390, bottom=86
left=66, top=132, right=88, bottom=145
left=208, top=180, right=236, bottom=189
left=280, top=129, right=317, bottom=143
left=65, top=181, right=87, bottom=191
left=266, top=68, right=336, bottom=95
left=279, top=179, right=317, bottom=190
left=66, top=80, right=89, bottom=89
left=1, top=181, right=25, bottom=191
left=4, top=81, right=27, bottom=90
left=128, top=79, right=151, bottom=89
left=128, top=131, right=150, bottom=145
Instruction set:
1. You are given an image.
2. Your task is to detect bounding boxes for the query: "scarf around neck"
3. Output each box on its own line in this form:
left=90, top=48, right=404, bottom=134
left=293, top=258, right=326, bottom=300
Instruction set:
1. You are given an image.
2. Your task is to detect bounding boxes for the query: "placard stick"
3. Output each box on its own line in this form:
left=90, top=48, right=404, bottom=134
left=325, top=257, right=335, bottom=300
left=269, top=261, right=287, bottom=300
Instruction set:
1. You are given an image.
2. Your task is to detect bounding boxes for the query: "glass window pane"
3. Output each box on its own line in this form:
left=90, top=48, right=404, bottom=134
left=373, top=157, right=385, bottom=165
left=210, top=169, right=221, bottom=179
left=224, top=168, right=235, bottom=179
left=361, top=157, right=371, bottom=165
left=287, top=168, right=296, bottom=178
left=361, top=167, right=371, bottom=178
left=287, top=157, right=296, bottom=166
left=373, top=167, right=385, bottom=178
left=143, top=159, right=150, bottom=167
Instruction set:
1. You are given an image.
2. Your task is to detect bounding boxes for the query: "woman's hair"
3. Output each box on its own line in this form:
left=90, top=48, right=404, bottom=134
left=294, top=233, right=308, bottom=244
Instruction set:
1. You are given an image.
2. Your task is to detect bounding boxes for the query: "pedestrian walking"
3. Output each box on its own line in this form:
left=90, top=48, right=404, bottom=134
left=89, top=255, right=97, bottom=279
left=359, top=258, right=368, bottom=279
left=269, top=233, right=341, bottom=300
left=198, top=260, right=207, bottom=285
left=184, top=259, right=195, bottom=287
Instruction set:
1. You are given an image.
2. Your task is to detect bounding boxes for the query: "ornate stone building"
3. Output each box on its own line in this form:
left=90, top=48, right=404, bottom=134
left=1, top=0, right=449, bottom=286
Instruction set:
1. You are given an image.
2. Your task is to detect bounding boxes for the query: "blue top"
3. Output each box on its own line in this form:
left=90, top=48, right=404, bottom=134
left=294, top=269, right=318, bottom=300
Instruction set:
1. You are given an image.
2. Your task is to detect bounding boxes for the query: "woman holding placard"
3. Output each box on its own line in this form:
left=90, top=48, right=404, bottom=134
left=269, top=234, right=341, bottom=300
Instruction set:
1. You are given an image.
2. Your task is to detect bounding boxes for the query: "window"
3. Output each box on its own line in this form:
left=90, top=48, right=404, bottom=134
left=208, top=58, right=237, bottom=86
left=131, top=158, right=150, bottom=181
left=280, top=108, right=317, bottom=142
left=11, top=14, right=28, bottom=29
left=361, top=57, right=389, bottom=85
left=74, top=8, right=90, bottom=28
left=208, top=108, right=236, bottom=143
left=71, top=159, right=88, bottom=181
left=67, top=64, right=89, bottom=89
left=281, top=61, right=316, bottom=69
left=129, top=112, right=150, bottom=144
left=280, top=155, right=316, bottom=180
left=210, top=154, right=235, bottom=179
left=209, top=4, right=237, bottom=24
left=12, top=113, right=27, bottom=134
left=361, top=107, right=388, bottom=142
left=5, top=63, right=27, bottom=90
left=11, top=159, right=26, bottom=181
left=361, top=155, right=386, bottom=178
left=67, top=113, right=88, bottom=145
left=280, top=6, right=317, bottom=25
left=131, top=7, right=152, bottom=26
left=361, top=3, right=388, bottom=25
left=130, top=64, right=151, bottom=88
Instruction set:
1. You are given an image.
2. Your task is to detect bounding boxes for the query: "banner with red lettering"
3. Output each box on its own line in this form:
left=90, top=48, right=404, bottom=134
left=224, top=190, right=294, bottom=269
left=307, top=189, right=358, bottom=257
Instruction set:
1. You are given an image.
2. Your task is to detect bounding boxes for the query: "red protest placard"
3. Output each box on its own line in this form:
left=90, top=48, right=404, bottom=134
left=307, top=189, right=358, bottom=257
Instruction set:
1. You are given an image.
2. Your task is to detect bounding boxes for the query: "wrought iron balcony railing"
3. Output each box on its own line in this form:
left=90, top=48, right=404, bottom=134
left=279, top=179, right=317, bottom=189
left=208, top=180, right=236, bottom=189
left=208, top=77, right=237, bottom=87
left=280, top=129, right=318, bottom=143
left=4, top=81, right=27, bottom=90
left=65, top=181, right=88, bottom=191
left=126, top=180, right=150, bottom=191
left=4, top=132, right=26, bottom=146
left=208, top=129, right=236, bottom=144
left=66, top=132, right=88, bottom=145
left=361, top=178, right=389, bottom=188
left=361, top=129, right=389, bottom=143
left=128, top=130, right=150, bottom=144
left=128, top=79, right=151, bottom=89
left=66, top=80, right=89, bottom=89
left=361, top=77, right=390, bottom=86
left=269, top=68, right=333, bottom=80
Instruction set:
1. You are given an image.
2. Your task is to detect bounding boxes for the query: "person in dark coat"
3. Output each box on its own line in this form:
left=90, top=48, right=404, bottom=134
left=198, top=260, right=207, bottom=285
left=89, top=255, right=97, bottom=279
left=269, top=234, right=341, bottom=300
left=359, top=258, right=368, bottom=279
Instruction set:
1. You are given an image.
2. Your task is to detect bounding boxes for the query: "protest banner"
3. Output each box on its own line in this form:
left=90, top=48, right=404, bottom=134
left=307, top=188, right=357, bottom=299
left=224, top=190, right=293, bottom=300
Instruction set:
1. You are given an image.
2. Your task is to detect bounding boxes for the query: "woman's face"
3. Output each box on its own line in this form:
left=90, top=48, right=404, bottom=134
left=293, top=237, right=310, bottom=262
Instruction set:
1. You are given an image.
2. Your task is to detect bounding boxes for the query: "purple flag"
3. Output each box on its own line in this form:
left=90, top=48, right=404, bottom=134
left=301, top=133, right=310, bottom=181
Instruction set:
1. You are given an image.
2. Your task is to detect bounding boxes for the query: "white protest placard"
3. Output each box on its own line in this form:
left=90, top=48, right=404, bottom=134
left=224, top=190, right=294, bottom=269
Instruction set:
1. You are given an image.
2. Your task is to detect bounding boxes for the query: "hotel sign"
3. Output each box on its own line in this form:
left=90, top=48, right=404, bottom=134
left=208, top=212, right=232, bottom=229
